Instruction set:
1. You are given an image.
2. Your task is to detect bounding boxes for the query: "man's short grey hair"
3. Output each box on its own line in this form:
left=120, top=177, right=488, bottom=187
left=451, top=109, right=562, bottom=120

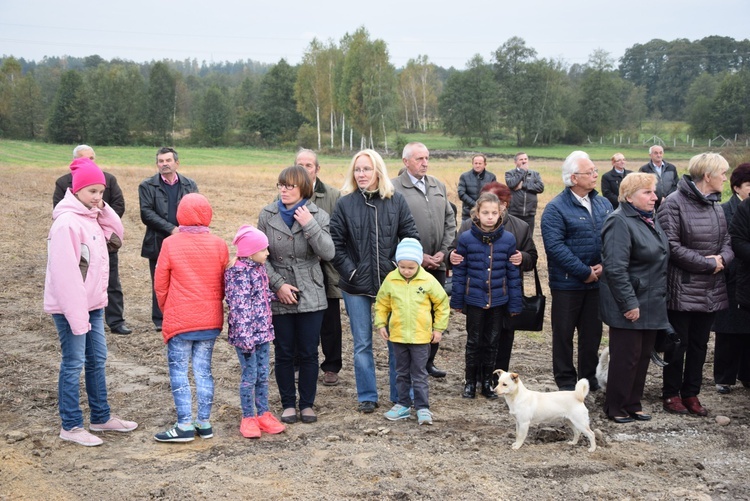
left=649, top=144, right=663, bottom=155
left=73, top=144, right=95, bottom=159
left=561, top=150, right=590, bottom=187
left=295, top=148, right=319, bottom=167
left=402, top=142, right=427, bottom=160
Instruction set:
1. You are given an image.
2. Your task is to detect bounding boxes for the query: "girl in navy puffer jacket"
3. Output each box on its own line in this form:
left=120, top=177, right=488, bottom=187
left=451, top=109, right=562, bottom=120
left=450, top=193, right=523, bottom=399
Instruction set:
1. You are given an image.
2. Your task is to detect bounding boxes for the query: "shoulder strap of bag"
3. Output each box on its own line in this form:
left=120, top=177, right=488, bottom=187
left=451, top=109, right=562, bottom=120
left=532, top=264, right=543, bottom=296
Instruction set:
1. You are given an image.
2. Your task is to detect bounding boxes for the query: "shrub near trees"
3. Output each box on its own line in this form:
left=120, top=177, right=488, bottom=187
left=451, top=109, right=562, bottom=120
left=1, top=34, right=749, bottom=148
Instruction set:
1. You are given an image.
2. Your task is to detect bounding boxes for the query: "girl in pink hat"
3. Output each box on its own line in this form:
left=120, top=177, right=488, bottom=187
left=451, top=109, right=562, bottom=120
left=225, top=225, right=286, bottom=438
left=44, top=158, right=138, bottom=447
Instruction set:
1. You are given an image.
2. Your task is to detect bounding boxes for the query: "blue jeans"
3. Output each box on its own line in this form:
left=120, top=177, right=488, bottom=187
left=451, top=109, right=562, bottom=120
left=167, top=336, right=216, bottom=425
left=236, top=343, right=271, bottom=418
left=54, top=309, right=110, bottom=431
left=273, top=311, right=324, bottom=410
left=342, top=292, right=378, bottom=403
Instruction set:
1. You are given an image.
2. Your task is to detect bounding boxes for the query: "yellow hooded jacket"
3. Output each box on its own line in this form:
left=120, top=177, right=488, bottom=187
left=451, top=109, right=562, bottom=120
left=374, top=267, right=450, bottom=344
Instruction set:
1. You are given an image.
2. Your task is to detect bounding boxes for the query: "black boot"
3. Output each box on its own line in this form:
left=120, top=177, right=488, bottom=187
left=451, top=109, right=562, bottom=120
left=462, top=366, right=477, bottom=398
left=480, top=367, right=498, bottom=400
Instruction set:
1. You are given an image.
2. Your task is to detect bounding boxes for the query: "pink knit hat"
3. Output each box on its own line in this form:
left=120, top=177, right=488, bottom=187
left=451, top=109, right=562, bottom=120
left=70, top=157, right=106, bottom=193
left=233, top=225, right=269, bottom=257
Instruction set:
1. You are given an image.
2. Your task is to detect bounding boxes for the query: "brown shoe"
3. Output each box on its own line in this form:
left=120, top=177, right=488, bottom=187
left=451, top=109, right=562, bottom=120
left=682, top=396, right=708, bottom=416
left=322, top=371, right=339, bottom=386
left=663, top=396, right=688, bottom=414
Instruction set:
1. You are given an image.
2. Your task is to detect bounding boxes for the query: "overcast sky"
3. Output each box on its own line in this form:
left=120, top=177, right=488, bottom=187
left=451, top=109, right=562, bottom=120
left=1, top=0, right=748, bottom=69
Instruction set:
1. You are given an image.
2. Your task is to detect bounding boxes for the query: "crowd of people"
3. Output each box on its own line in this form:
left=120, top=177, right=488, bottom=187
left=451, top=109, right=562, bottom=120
left=45, top=143, right=750, bottom=447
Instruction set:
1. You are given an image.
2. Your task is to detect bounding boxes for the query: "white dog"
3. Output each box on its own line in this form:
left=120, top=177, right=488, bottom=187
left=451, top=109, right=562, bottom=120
left=493, top=370, right=596, bottom=452
left=596, top=346, right=609, bottom=392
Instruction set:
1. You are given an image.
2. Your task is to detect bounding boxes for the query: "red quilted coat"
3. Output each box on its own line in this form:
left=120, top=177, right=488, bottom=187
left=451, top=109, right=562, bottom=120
left=155, top=194, right=229, bottom=343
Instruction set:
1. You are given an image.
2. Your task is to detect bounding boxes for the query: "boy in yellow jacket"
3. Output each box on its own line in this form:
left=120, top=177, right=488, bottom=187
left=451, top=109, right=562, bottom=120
left=374, top=238, right=450, bottom=425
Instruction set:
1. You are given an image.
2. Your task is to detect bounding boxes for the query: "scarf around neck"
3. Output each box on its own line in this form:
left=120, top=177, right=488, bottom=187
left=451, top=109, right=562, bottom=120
left=278, top=198, right=308, bottom=228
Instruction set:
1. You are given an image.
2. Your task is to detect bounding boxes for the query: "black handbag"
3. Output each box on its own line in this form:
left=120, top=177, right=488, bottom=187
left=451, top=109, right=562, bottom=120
left=510, top=264, right=546, bottom=331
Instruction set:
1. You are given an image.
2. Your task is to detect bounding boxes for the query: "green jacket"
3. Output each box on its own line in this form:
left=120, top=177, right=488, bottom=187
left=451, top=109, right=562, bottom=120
left=373, top=267, right=450, bottom=344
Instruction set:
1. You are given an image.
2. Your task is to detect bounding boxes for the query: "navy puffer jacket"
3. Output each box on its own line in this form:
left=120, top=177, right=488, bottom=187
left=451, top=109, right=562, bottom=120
left=330, top=189, right=419, bottom=297
left=449, top=223, right=522, bottom=312
left=541, top=188, right=612, bottom=291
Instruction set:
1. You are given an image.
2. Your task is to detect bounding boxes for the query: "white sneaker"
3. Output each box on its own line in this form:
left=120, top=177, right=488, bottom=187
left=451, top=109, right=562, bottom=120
left=60, top=427, right=104, bottom=446
left=89, top=415, right=138, bottom=432
left=417, top=409, right=433, bottom=425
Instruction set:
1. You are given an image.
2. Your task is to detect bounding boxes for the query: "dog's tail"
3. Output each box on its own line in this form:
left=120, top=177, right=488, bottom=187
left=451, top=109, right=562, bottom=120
left=574, top=378, right=590, bottom=402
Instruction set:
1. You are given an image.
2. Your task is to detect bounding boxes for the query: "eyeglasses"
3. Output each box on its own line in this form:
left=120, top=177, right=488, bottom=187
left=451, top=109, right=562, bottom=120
left=276, top=183, right=298, bottom=191
left=574, top=170, right=598, bottom=177
left=354, top=167, right=374, bottom=174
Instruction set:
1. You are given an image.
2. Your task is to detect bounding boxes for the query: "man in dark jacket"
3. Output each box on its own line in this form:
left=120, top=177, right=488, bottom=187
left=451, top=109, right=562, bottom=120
left=53, top=145, right=132, bottom=335
left=600, top=152, right=631, bottom=209
left=505, top=152, right=545, bottom=234
left=541, top=151, right=613, bottom=391
left=639, top=145, right=678, bottom=210
left=139, top=147, right=198, bottom=331
left=457, top=154, right=497, bottom=221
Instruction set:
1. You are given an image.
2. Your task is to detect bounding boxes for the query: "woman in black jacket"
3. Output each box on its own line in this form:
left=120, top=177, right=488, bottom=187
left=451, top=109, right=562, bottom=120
left=714, top=163, right=750, bottom=393
left=329, top=149, right=418, bottom=414
left=600, top=173, right=669, bottom=423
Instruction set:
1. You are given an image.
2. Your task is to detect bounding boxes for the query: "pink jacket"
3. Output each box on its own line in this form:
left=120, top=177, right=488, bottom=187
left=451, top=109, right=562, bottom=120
left=44, top=189, right=124, bottom=335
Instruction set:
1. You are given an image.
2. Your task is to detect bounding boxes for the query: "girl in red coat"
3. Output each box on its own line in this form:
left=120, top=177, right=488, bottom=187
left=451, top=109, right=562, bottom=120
left=154, top=193, right=229, bottom=442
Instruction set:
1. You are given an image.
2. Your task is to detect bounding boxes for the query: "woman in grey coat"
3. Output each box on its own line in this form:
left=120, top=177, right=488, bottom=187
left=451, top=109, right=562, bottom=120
left=600, top=173, right=669, bottom=423
left=657, top=153, right=733, bottom=417
left=258, top=166, right=335, bottom=425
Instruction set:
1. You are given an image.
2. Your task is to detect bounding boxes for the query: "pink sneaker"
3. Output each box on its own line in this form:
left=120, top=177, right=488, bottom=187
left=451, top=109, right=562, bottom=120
left=60, top=427, right=103, bottom=447
left=257, top=412, right=286, bottom=434
left=240, top=417, right=261, bottom=438
left=89, top=415, right=138, bottom=432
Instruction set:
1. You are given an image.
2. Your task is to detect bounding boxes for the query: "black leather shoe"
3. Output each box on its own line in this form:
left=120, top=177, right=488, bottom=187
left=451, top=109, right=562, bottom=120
left=358, top=401, right=379, bottom=413
left=611, top=416, right=635, bottom=424
left=716, top=384, right=731, bottom=395
left=628, top=412, right=652, bottom=421
left=111, top=324, right=133, bottom=335
left=426, top=363, right=446, bottom=378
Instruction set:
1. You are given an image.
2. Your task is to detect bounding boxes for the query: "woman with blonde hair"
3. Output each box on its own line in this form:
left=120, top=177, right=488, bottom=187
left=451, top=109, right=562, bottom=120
left=600, top=173, right=669, bottom=423
left=329, top=149, right=419, bottom=413
left=657, top=153, right=734, bottom=416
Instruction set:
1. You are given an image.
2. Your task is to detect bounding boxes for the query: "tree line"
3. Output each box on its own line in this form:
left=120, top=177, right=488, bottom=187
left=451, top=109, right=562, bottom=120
left=1, top=30, right=748, bottom=149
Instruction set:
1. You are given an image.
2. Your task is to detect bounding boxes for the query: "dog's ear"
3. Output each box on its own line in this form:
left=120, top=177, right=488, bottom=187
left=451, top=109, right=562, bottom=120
left=493, top=369, right=504, bottom=376
left=510, top=373, right=519, bottom=382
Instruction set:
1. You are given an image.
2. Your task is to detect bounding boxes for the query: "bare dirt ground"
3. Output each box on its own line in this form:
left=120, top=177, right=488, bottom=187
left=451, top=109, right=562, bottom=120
left=1, top=160, right=749, bottom=500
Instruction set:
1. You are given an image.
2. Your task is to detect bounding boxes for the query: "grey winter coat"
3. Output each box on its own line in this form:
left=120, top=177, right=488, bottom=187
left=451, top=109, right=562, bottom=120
left=457, top=169, right=497, bottom=221
left=257, top=199, right=335, bottom=315
left=657, top=175, right=733, bottom=313
left=599, top=203, right=670, bottom=330
left=392, top=171, right=456, bottom=272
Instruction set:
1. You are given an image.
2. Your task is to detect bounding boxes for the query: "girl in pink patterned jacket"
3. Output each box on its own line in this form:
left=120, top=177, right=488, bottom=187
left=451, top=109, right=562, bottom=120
left=225, top=225, right=285, bottom=438
left=44, top=158, right=137, bottom=447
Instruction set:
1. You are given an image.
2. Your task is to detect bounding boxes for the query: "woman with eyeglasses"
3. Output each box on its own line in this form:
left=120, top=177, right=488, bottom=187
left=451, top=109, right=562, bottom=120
left=329, top=149, right=419, bottom=414
left=257, top=165, right=335, bottom=425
